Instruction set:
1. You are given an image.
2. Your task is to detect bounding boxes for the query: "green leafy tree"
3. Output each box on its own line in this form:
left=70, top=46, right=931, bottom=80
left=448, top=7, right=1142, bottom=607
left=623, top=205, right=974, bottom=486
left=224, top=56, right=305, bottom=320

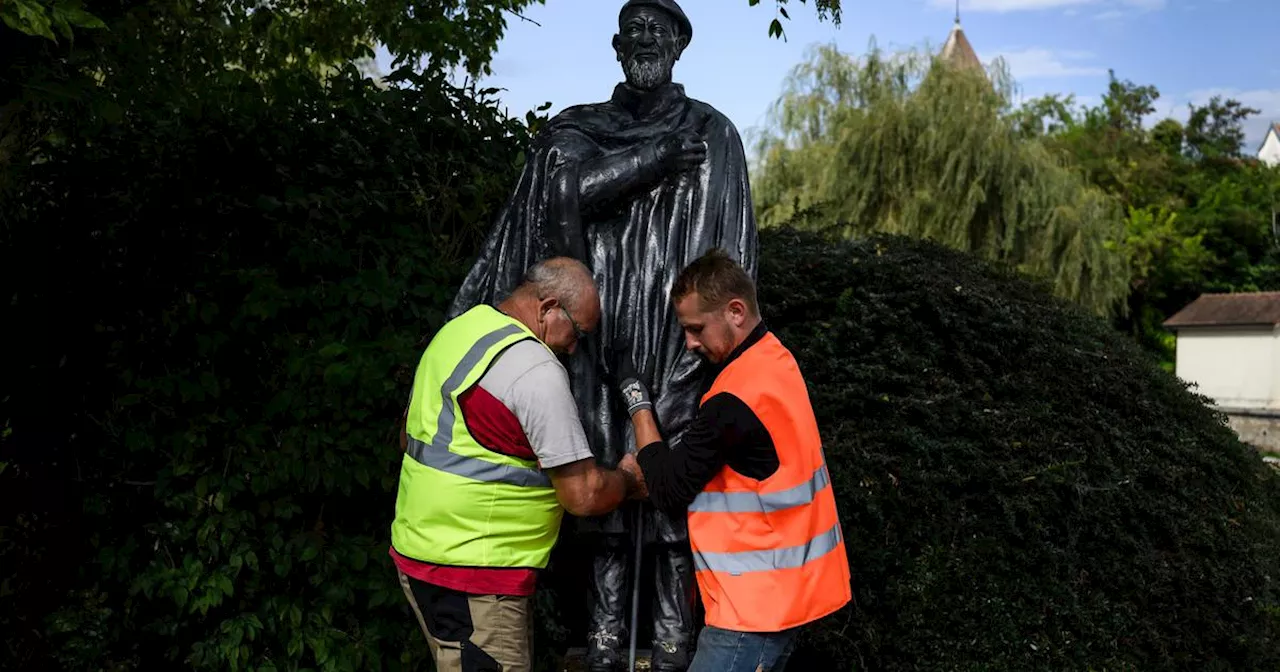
left=1020, top=73, right=1280, bottom=364
left=750, top=42, right=1130, bottom=316
left=1184, top=96, right=1261, bottom=161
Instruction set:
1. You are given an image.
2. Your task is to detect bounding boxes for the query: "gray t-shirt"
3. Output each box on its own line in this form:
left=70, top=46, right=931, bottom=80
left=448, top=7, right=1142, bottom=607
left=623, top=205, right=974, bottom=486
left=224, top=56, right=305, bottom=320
left=478, top=340, right=595, bottom=470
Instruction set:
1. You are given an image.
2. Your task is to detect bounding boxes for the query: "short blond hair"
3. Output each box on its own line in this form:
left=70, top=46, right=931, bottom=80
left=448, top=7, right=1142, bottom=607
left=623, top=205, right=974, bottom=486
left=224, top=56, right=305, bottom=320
left=670, top=249, right=758, bottom=316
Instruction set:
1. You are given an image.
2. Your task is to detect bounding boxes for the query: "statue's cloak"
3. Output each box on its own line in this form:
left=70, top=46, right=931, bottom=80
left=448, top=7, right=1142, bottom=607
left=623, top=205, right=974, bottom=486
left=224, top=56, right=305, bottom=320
left=448, top=81, right=758, bottom=542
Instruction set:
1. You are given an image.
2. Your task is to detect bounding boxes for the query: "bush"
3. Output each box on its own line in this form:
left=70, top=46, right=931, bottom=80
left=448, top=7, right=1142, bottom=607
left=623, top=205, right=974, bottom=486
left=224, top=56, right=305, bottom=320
left=757, top=225, right=1280, bottom=670
left=0, top=65, right=545, bottom=670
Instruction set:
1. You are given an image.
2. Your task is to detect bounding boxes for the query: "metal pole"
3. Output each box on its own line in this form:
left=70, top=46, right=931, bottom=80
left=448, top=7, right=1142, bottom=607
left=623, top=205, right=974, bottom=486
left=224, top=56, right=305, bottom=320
left=628, top=504, right=644, bottom=672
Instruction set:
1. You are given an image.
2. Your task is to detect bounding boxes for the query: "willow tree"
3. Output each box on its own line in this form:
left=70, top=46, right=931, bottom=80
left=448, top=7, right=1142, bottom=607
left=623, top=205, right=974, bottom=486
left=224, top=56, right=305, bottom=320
left=750, top=42, right=1130, bottom=316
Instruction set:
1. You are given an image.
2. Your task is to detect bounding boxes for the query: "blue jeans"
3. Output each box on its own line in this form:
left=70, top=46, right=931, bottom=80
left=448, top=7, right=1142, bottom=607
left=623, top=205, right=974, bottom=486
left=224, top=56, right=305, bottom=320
left=687, top=625, right=798, bottom=672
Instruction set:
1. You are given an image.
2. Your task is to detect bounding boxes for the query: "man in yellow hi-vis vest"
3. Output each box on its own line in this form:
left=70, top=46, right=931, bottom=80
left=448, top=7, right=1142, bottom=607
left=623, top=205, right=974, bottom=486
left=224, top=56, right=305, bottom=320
left=391, top=257, right=642, bottom=672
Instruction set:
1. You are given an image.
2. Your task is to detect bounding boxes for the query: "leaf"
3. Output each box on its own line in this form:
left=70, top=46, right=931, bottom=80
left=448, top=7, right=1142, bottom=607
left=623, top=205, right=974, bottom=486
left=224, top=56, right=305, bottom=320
left=4, top=0, right=57, bottom=41
left=318, top=342, right=347, bottom=358
left=60, top=5, right=107, bottom=30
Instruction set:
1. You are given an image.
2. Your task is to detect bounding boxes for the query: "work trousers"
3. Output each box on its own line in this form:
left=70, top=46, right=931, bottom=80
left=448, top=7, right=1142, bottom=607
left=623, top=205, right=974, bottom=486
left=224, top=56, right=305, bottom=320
left=397, top=570, right=532, bottom=672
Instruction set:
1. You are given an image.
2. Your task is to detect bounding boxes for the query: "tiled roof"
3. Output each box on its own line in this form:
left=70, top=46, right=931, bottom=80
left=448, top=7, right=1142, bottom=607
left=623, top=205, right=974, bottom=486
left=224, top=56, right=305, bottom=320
left=940, top=20, right=982, bottom=71
left=1163, top=292, right=1280, bottom=328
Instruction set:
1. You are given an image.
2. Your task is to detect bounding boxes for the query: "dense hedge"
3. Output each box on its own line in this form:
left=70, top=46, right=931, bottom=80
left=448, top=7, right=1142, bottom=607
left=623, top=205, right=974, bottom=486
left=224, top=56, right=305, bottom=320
left=758, top=226, right=1280, bottom=670
left=0, top=66, right=546, bottom=670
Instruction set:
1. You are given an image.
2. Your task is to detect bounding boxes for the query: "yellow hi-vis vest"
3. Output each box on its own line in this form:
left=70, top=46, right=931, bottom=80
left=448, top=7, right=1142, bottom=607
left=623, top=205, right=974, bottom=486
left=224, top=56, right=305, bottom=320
left=390, top=304, right=564, bottom=570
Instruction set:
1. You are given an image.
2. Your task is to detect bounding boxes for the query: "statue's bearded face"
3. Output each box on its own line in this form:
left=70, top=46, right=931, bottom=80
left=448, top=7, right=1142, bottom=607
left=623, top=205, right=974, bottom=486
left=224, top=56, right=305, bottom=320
left=613, top=8, right=687, bottom=90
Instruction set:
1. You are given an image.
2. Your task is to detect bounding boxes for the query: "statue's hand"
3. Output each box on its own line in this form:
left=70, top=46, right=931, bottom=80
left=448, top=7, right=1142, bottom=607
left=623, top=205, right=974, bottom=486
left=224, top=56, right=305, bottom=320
left=605, top=338, right=653, bottom=417
left=655, top=129, right=707, bottom=173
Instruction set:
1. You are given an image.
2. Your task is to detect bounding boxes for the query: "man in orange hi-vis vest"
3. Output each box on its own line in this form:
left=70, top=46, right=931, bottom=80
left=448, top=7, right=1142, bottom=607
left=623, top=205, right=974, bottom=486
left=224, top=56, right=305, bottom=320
left=613, top=248, right=852, bottom=671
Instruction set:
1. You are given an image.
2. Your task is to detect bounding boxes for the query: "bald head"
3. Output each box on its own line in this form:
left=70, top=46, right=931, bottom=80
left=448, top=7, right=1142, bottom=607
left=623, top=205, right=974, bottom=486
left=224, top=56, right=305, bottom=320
left=501, top=257, right=601, bottom=355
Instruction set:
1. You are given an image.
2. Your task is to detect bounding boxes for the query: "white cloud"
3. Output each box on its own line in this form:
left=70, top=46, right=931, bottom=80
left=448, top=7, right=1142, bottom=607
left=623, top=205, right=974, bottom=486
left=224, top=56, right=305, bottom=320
left=930, top=0, right=1165, bottom=13
left=1179, top=87, right=1280, bottom=151
left=988, top=48, right=1107, bottom=79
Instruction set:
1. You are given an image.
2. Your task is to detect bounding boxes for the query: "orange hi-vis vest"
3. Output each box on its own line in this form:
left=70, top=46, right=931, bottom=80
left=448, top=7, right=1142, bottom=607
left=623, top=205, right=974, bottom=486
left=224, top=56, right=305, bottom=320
left=687, top=330, right=852, bottom=632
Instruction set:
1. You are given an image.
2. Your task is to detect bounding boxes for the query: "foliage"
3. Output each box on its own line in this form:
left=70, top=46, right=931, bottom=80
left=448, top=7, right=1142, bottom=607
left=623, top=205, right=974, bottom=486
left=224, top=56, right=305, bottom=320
left=749, top=43, right=1131, bottom=317
left=1, top=0, right=104, bottom=42
left=752, top=0, right=842, bottom=39
left=1016, top=72, right=1280, bottom=364
left=752, top=40, right=1280, bottom=364
left=0, top=0, right=549, bottom=194
left=757, top=225, right=1280, bottom=671
left=0, top=43, right=550, bottom=672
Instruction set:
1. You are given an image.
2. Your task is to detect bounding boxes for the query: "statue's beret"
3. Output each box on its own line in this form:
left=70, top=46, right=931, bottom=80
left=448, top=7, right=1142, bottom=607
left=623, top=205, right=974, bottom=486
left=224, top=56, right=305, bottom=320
left=618, top=0, right=692, bottom=42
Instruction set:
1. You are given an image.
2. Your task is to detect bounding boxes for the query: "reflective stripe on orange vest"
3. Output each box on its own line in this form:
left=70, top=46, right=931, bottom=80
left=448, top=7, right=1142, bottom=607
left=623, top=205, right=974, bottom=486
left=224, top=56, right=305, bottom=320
left=687, top=331, right=852, bottom=632
left=689, top=463, right=831, bottom=514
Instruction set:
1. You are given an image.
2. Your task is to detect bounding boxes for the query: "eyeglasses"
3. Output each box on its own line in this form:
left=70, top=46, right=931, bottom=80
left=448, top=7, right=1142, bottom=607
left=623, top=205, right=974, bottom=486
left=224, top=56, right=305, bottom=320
left=560, top=306, right=587, bottom=342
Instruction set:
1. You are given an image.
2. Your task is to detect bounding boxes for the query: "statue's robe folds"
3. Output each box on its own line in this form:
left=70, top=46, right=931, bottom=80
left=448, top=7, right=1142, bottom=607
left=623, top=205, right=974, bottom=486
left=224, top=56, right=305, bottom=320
left=448, top=82, right=757, bottom=543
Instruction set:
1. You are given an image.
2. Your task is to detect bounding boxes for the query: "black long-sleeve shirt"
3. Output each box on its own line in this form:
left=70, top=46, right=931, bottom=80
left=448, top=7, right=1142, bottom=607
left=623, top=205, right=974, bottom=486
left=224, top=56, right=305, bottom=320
left=636, top=322, right=780, bottom=516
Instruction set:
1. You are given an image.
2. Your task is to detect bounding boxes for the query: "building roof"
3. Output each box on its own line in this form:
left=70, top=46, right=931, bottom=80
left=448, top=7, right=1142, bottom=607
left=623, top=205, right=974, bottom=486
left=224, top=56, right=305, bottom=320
left=940, top=19, right=983, bottom=71
left=1258, top=122, right=1280, bottom=155
left=1163, top=292, right=1280, bottom=329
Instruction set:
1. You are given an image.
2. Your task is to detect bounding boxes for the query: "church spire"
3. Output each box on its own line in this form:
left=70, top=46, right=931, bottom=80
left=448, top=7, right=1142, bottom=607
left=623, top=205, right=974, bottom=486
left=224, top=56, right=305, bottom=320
left=939, top=1, right=982, bottom=72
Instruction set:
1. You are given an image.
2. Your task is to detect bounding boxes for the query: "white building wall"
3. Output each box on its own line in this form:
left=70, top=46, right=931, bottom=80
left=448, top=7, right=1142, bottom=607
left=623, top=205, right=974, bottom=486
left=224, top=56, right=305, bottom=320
left=1174, top=327, right=1279, bottom=409
left=1259, top=128, right=1280, bottom=168
left=1272, top=328, right=1280, bottom=405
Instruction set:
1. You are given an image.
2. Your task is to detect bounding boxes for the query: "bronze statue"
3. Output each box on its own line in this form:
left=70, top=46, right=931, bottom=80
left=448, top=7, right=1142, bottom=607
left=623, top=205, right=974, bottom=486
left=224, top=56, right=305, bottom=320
left=447, top=1, right=757, bottom=669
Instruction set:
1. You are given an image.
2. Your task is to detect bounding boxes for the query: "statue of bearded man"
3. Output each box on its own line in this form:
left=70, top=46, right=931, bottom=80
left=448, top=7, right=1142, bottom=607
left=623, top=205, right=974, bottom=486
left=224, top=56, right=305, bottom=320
left=446, top=1, right=757, bottom=670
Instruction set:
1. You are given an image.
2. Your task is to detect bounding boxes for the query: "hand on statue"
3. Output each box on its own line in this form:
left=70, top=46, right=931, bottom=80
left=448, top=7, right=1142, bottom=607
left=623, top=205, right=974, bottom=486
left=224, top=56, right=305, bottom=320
left=656, top=129, right=707, bottom=173
left=619, top=452, right=648, bottom=500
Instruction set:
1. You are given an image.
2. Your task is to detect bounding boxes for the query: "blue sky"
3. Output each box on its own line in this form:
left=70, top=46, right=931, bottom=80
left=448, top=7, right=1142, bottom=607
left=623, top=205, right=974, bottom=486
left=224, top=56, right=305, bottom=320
left=375, top=0, right=1278, bottom=152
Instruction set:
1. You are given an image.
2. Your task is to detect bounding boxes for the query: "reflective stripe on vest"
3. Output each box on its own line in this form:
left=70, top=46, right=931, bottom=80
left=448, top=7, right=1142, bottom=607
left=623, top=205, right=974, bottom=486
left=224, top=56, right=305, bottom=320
left=687, top=331, right=853, bottom=632
left=391, top=305, right=563, bottom=571
left=403, top=320, right=551, bottom=488
left=689, top=464, right=830, bottom=514
left=692, top=522, right=843, bottom=575
left=406, top=436, right=551, bottom=488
